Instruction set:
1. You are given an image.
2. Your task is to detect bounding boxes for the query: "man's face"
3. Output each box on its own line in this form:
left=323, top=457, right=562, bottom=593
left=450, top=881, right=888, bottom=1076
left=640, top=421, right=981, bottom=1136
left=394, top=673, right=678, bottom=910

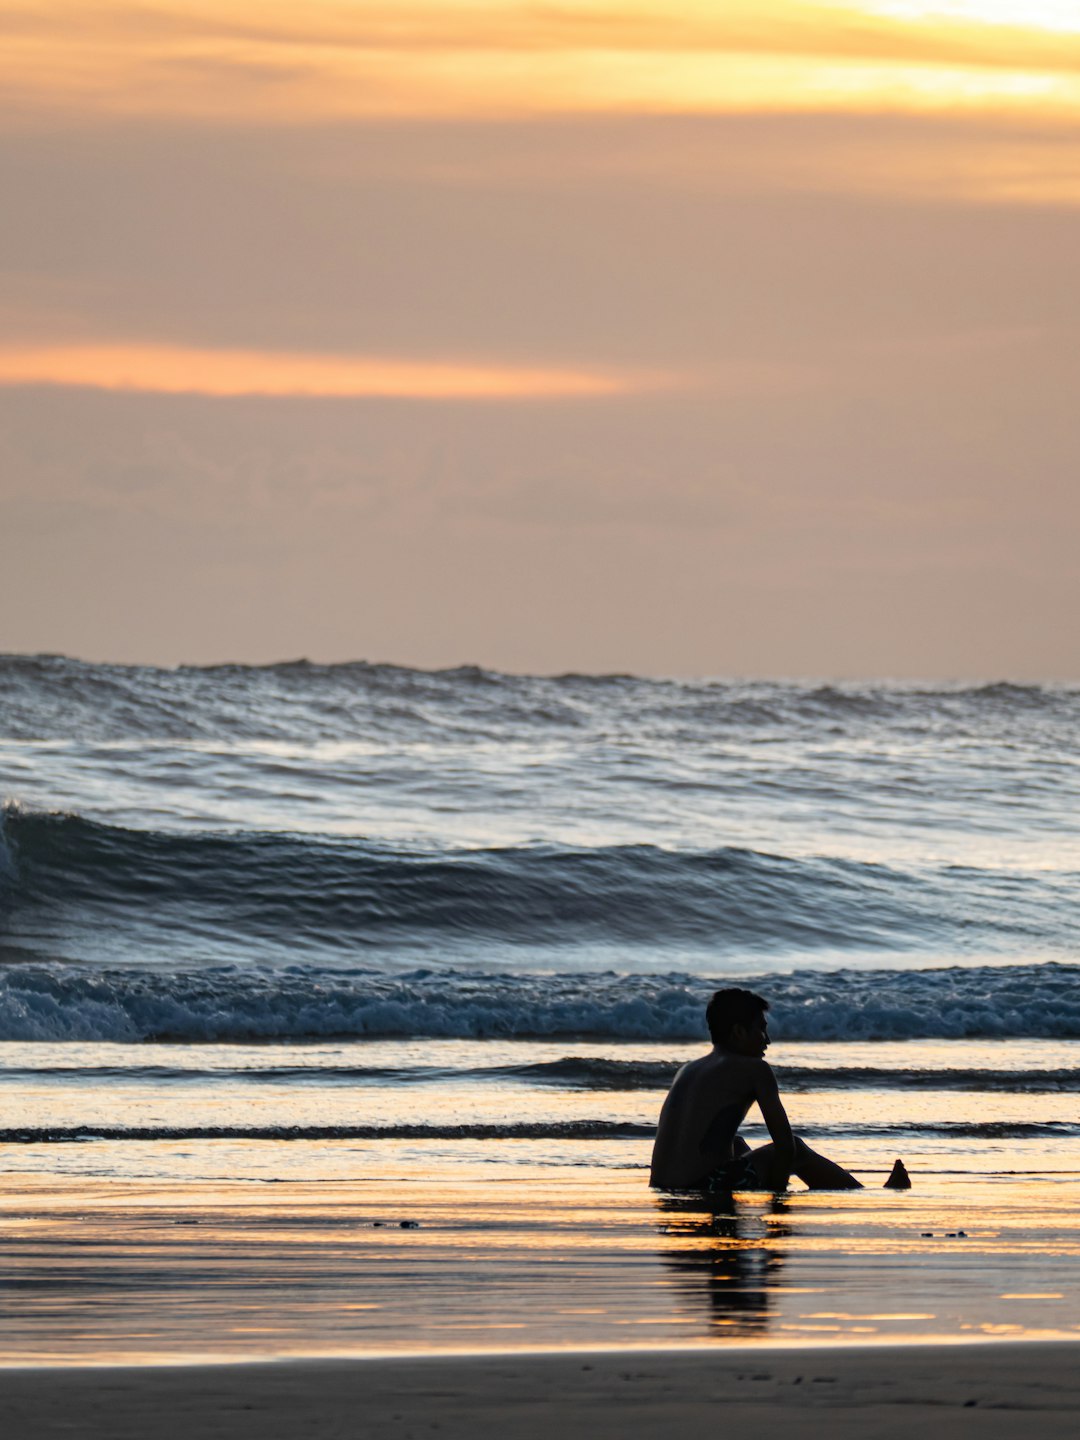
left=729, top=1014, right=770, bottom=1059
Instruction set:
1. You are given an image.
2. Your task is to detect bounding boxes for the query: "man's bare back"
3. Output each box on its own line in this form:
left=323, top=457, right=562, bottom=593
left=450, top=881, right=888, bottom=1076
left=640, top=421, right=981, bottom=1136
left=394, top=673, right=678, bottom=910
left=650, top=1049, right=784, bottom=1188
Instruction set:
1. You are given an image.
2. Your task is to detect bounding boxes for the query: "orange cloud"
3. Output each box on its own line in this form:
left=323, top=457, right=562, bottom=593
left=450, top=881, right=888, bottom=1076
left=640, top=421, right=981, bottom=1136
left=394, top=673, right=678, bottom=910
left=0, top=342, right=654, bottom=399
left=4, top=1, right=1080, bottom=127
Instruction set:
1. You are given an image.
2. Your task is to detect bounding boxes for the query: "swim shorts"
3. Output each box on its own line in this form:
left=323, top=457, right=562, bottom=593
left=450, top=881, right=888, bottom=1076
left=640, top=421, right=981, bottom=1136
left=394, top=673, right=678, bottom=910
left=705, top=1151, right=762, bottom=1194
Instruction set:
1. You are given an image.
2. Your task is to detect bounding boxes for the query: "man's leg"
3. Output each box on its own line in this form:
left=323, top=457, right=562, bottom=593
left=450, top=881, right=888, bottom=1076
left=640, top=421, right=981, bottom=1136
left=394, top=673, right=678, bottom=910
left=748, top=1134, right=863, bottom=1190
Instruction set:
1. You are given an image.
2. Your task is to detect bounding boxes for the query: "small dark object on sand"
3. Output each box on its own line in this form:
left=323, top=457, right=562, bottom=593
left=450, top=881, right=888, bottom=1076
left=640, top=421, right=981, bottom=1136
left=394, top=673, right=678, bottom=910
left=400, top=1220, right=420, bottom=1229
left=884, top=1158, right=911, bottom=1189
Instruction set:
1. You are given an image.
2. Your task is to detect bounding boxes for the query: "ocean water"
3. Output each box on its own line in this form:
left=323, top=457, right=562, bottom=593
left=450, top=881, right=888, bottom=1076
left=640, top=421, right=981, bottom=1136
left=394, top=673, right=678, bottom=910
left=2, top=655, right=1079, bottom=1357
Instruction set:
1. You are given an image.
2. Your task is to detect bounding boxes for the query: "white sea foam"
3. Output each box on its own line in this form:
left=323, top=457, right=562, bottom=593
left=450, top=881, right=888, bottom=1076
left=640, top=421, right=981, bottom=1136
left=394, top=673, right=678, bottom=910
left=0, top=964, right=1076, bottom=1044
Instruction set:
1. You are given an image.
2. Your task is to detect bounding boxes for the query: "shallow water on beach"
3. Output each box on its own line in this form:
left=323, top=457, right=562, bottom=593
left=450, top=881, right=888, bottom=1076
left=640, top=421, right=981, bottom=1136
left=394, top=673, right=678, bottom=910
left=2, top=1163, right=1078, bottom=1364
left=1, top=1035, right=1078, bottom=1362
left=1, top=1038, right=1078, bottom=1178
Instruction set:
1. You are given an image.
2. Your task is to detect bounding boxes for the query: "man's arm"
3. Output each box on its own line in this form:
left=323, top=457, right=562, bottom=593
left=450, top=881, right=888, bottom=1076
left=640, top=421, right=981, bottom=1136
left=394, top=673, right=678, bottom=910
left=753, top=1062, right=795, bottom=1191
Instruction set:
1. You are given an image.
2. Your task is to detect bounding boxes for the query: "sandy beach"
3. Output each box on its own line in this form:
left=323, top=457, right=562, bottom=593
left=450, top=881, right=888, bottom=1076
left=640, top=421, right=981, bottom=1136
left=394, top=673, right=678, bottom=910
left=2, top=1343, right=1079, bottom=1439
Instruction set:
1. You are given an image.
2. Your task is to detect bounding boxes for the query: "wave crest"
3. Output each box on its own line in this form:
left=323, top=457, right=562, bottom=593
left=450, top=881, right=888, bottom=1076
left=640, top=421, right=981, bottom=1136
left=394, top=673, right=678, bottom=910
left=0, top=962, right=1077, bottom=1044
left=1, top=806, right=1065, bottom=965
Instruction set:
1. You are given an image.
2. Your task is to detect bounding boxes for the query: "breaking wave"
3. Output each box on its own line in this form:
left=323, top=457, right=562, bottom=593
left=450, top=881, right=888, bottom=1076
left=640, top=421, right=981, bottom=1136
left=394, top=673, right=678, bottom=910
left=0, top=961, right=1077, bottom=1044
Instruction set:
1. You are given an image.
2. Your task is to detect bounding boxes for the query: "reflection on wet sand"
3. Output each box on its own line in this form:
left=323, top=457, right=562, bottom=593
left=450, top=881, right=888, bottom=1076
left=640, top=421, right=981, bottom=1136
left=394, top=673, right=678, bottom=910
left=654, top=1193, right=790, bottom=1337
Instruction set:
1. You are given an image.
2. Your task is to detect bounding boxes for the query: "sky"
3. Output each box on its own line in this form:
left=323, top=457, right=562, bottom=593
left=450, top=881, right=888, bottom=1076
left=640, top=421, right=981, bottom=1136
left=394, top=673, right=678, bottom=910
left=2, top=0, right=1079, bottom=677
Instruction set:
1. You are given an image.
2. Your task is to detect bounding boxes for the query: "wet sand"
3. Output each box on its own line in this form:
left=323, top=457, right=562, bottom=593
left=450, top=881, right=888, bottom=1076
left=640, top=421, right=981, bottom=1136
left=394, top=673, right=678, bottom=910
left=3, top=1163, right=1080, bottom=1360
left=2, top=1343, right=1080, bottom=1439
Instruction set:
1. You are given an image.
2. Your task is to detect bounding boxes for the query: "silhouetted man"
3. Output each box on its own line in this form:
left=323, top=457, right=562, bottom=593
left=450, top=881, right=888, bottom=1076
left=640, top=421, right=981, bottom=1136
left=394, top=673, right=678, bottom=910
left=650, top=987, right=909, bottom=1192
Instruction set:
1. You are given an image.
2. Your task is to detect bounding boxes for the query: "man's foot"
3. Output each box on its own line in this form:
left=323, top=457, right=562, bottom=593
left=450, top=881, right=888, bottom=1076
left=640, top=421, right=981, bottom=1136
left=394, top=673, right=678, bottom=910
left=883, top=1158, right=911, bottom=1189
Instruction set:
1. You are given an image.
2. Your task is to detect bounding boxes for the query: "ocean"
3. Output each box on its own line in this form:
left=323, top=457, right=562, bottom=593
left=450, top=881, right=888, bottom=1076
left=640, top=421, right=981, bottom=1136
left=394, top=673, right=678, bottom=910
left=1, top=655, right=1079, bottom=1359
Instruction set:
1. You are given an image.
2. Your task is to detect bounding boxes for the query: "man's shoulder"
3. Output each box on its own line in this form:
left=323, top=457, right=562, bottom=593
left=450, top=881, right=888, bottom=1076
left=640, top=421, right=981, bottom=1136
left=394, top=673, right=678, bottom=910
left=691, top=1051, right=776, bottom=1087
left=673, top=1051, right=776, bottom=1087
left=669, top=1054, right=711, bottom=1087
left=727, top=1054, right=777, bottom=1084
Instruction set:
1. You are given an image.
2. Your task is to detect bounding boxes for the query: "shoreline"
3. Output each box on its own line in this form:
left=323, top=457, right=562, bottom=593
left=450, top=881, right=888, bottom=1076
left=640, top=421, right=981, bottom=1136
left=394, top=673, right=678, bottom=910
left=1, top=1331, right=1077, bottom=1368
left=2, top=1342, right=1078, bottom=1438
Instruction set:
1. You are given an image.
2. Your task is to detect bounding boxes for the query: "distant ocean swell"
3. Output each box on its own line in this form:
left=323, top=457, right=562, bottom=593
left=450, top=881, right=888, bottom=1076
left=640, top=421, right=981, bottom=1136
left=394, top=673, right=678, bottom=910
left=0, top=962, right=1076, bottom=1044
left=2, top=652, right=1076, bottom=744
left=1, top=807, right=1071, bottom=961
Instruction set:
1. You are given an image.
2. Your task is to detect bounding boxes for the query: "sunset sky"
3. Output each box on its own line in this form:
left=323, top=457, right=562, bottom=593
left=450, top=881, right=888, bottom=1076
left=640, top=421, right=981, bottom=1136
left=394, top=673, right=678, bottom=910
left=3, top=0, right=1079, bottom=675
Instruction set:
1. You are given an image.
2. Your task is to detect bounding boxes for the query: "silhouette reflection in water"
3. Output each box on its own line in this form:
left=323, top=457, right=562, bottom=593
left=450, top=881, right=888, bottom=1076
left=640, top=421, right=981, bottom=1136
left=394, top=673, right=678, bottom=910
left=655, top=1191, right=791, bottom=1337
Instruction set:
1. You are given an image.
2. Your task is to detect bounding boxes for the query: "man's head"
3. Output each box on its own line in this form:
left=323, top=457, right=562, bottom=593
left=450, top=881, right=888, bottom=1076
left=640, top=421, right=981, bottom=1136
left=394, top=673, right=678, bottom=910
left=705, top=987, right=770, bottom=1057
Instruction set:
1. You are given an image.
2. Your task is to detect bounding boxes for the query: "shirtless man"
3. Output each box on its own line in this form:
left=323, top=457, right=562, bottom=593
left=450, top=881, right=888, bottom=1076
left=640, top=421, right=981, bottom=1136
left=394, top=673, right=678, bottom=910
left=650, top=987, right=908, bottom=1192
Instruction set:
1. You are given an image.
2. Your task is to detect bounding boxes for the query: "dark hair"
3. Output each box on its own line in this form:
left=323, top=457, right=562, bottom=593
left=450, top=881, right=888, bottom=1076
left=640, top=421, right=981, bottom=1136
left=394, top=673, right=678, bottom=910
left=706, top=987, right=769, bottom=1045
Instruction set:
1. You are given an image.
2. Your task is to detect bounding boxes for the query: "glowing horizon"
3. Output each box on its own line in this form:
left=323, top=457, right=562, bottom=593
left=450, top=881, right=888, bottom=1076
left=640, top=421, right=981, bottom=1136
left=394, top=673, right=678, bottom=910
left=863, top=1, right=1080, bottom=33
